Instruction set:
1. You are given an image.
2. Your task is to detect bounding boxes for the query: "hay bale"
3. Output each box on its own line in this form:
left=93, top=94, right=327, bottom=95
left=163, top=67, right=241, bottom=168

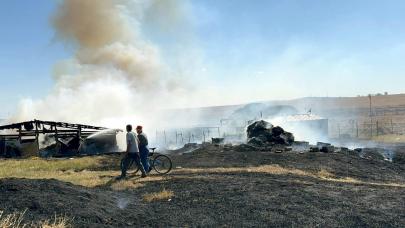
left=246, top=120, right=294, bottom=146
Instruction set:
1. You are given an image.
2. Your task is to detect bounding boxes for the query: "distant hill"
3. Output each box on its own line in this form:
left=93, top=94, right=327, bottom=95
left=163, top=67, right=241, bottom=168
left=165, top=93, right=405, bottom=127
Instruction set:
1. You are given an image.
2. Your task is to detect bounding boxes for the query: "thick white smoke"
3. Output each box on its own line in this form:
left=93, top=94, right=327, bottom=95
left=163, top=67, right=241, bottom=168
left=12, top=0, right=191, bottom=129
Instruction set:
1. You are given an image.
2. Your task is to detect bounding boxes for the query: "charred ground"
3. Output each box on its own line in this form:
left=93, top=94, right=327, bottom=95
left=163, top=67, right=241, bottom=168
left=0, top=144, right=405, bottom=227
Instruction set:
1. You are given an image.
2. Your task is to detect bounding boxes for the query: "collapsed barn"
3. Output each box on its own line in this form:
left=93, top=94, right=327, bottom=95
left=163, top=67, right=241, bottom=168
left=0, top=120, right=120, bottom=158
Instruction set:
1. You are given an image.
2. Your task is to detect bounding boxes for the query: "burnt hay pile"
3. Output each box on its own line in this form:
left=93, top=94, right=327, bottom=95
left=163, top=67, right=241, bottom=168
left=246, top=120, right=294, bottom=147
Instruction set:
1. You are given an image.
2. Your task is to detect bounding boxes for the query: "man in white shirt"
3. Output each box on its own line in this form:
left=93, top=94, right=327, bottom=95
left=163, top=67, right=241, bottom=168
left=118, top=124, right=147, bottom=179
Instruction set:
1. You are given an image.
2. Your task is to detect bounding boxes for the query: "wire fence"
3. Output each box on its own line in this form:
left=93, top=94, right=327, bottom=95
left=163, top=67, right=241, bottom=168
left=154, top=126, right=246, bottom=148
left=329, top=119, right=405, bottom=139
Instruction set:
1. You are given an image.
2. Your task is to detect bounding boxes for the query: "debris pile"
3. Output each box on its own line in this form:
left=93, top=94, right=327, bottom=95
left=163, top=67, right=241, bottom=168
left=359, top=148, right=385, bottom=161
left=211, top=138, right=225, bottom=145
left=393, top=151, right=405, bottom=164
left=246, top=120, right=294, bottom=147
left=316, top=142, right=335, bottom=153
left=0, top=120, right=120, bottom=158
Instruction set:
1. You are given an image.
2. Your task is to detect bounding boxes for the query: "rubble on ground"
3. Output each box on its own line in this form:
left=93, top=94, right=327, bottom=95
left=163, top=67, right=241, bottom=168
left=170, top=120, right=401, bottom=163
left=168, top=143, right=201, bottom=155
left=358, top=148, right=385, bottom=161
left=393, top=151, right=405, bottom=164
left=211, top=138, right=225, bottom=145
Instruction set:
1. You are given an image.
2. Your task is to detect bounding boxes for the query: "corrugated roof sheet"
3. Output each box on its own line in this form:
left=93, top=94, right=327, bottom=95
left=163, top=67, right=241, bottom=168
left=285, top=114, right=327, bottom=122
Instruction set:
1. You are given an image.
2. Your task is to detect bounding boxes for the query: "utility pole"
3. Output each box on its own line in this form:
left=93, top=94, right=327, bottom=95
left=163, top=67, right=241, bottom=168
left=368, top=94, right=373, bottom=138
left=368, top=94, right=372, bottom=117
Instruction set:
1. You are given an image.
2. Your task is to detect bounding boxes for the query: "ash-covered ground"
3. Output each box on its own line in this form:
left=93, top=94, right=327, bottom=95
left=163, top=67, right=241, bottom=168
left=1, top=140, right=405, bottom=227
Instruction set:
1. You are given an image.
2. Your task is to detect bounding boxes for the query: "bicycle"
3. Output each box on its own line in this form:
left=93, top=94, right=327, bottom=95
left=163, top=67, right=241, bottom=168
left=120, top=147, right=173, bottom=175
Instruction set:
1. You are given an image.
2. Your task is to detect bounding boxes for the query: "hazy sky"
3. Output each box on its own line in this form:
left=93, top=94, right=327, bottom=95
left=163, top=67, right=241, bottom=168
left=1, top=0, right=405, bottom=117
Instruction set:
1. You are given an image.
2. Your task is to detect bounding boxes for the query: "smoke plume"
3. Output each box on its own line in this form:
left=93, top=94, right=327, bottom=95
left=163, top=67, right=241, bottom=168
left=12, top=0, right=189, bottom=128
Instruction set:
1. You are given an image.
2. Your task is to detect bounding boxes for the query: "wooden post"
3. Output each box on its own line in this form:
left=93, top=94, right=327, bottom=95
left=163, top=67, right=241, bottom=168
left=18, top=125, right=22, bottom=143
left=376, top=121, right=379, bottom=136
left=175, top=131, right=178, bottom=144
left=78, top=125, right=82, bottom=139
left=54, top=124, right=58, bottom=142
left=356, top=121, right=359, bottom=138
left=351, top=120, right=354, bottom=135
left=338, top=124, right=341, bottom=138
left=391, top=119, right=394, bottom=134
left=54, top=124, right=60, bottom=154
left=34, top=120, right=40, bottom=153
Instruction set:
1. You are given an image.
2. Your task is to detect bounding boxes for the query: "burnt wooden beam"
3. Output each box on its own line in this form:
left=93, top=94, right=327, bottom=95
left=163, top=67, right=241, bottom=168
left=0, top=120, right=107, bottom=131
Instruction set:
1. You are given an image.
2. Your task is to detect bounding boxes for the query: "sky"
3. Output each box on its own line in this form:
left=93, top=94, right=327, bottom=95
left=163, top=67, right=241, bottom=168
left=1, top=0, right=405, bottom=118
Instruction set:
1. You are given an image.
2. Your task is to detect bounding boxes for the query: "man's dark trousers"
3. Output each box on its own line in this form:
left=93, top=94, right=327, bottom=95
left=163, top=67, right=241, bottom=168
left=121, top=152, right=146, bottom=177
left=139, top=146, right=150, bottom=172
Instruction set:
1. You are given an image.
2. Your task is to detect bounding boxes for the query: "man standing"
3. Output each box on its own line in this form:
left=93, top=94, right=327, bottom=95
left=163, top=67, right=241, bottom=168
left=118, top=124, right=146, bottom=179
left=136, top=125, right=151, bottom=173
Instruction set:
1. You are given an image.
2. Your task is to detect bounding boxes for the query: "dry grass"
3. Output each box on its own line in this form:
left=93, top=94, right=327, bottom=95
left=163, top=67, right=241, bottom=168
left=0, top=210, right=71, bottom=228
left=174, top=165, right=405, bottom=188
left=0, top=157, right=102, bottom=175
left=1, top=149, right=405, bottom=227
left=54, top=169, right=122, bottom=187
left=142, top=189, right=174, bottom=202
left=0, top=157, right=117, bottom=187
left=0, top=156, right=168, bottom=190
left=371, top=134, right=405, bottom=143
left=175, top=165, right=313, bottom=177
left=317, top=169, right=335, bottom=178
left=38, top=214, right=71, bottom=228
left=0, top=168, right=115, bottom=188
left=321, top=176, right=405, bottom=188
left=0, top=210, right=25, bottom=228
left=111, top=180, right=145, bottom=191
left=1, top=156, right=404, bottom=190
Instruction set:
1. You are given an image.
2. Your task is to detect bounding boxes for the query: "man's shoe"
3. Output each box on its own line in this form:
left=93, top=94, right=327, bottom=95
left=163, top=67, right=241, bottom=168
left=116, top=175, right=126, bottom=180
left=146, top=167, right=152, bottom=174
left=141, top=173, right=147, bottom=178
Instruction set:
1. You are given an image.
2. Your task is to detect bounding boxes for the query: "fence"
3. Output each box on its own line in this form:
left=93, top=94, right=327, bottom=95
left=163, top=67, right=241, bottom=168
left=154, top=127, right=221, bottom=148
left=329, top=119, right=405, bottom=139
left=153, top=126, right=247, bottom=148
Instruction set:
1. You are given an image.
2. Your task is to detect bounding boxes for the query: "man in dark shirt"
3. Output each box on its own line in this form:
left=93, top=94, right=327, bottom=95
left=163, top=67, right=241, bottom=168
left=136, top=125, right=151, bottom=173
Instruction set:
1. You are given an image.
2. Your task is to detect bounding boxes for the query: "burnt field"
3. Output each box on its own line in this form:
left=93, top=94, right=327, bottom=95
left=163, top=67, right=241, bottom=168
left=0, top=144, right=405, bottom=227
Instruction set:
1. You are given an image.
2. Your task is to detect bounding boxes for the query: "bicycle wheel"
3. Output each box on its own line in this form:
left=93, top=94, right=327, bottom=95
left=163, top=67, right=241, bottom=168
left=120, top=158, right=140, bottom=174
left=152, top=154, right=172, bottom=174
